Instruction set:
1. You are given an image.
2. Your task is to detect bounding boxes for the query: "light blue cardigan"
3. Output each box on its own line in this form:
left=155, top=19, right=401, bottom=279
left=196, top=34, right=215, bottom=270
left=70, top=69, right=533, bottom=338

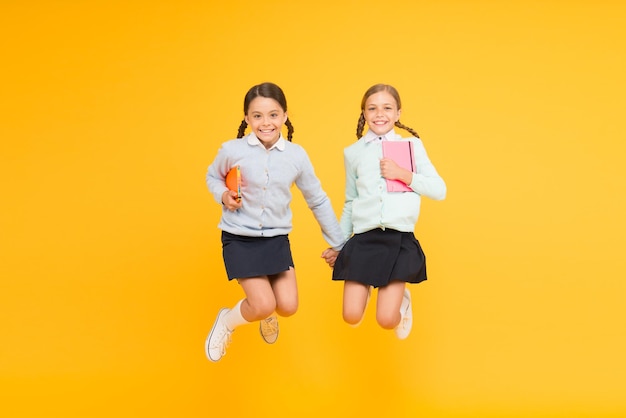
left=207, top=133, right=345, bottom=251
left=339, top=129, right=446, bottom=240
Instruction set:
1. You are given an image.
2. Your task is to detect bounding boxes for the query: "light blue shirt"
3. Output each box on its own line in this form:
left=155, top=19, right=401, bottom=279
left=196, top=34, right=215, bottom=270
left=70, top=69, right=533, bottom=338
left=339, top=129, right=446, bottom=239
left=207, top=133, right=345, bottom=251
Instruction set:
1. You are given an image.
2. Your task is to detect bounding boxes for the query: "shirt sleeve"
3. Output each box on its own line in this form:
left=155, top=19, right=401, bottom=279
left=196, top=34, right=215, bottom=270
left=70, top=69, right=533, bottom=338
left=206, top=143, right=231, bottom=204
left=338, top=148, right=357, bottom=240
left=294, top=148, right=345, bottom=251
left=408, top=139, right=447, bottom=200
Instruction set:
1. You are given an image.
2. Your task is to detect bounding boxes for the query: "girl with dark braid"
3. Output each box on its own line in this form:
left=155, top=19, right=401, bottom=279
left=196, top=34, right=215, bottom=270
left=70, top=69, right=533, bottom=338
left=205, top=82, right=344, bottom=362
left=322, top=84, right=446, bottom=339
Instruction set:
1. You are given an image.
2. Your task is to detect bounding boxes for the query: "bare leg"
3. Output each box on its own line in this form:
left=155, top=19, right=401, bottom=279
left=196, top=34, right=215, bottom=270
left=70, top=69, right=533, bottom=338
left=342, top=280, right=371, bottom=325
left=268, top=266, right=298, bottom=317
left=238, top=276, right=277, bottom=321
left=375, top=281, right=406, bottom=329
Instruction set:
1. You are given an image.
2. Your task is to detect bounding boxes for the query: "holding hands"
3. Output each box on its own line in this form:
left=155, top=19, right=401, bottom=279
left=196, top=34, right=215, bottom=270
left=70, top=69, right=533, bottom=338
left=321, top=248, right=339, bottom=268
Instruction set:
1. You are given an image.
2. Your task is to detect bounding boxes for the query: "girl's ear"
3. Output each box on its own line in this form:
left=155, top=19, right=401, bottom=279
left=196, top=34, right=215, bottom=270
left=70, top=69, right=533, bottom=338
left=396, top=108, right=402, bottom=122
left=283, top=111, right=288, bottom=123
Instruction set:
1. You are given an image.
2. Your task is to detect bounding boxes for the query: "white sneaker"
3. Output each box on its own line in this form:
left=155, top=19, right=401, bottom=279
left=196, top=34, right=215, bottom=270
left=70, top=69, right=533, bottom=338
left=395, top=288, right=413, bottom=340
left=205, top=308, right=232, bottom=362
left=259, top=315, right=279, bottom=344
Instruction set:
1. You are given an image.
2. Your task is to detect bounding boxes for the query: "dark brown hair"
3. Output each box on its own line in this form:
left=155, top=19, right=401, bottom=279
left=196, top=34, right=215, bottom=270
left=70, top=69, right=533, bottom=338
left=356, top=84, right=419, bottom=140
left=237, top=82, right=294, bottom=141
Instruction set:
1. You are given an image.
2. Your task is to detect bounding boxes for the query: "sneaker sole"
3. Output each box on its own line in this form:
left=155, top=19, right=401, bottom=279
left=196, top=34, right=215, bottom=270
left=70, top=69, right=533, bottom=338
left=259, top=318, right=279, bottom=344
left=205, top=308, right=229, bottom=362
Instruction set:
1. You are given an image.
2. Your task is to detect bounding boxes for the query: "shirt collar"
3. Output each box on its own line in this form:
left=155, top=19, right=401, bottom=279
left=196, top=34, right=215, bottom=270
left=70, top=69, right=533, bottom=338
left=363, top=129, right=401, bottom=143
left=246, top=132, right=286, bottom=151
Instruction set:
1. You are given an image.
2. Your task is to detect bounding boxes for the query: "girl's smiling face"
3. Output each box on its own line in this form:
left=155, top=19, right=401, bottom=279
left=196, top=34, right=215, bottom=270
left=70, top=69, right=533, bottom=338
left=363, top=91, right=401, bottom=136
left=245, top=97, right=287, bottom=148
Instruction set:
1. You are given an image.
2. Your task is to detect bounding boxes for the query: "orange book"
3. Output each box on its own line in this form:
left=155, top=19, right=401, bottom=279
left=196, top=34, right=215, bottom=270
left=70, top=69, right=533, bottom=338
left=225, top=165, right=241, bottom=200
left=382, top=141, right=415, bottom=192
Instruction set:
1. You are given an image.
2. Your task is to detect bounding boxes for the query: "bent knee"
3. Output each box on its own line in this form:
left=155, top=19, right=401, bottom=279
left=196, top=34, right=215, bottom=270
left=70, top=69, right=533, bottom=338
left=247, top=299, right=277, bottom=320
left=343, top=309, right=364, bottom=325
left=376, top=313, right=400, bottom=330
left=276, top=300, right=298, bottom=317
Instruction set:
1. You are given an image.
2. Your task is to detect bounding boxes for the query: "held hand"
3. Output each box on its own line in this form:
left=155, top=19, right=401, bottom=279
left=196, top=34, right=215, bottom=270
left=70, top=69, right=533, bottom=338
left=321, top=248, right=339, bottom=268
left=380, top=158, right=413, bottom=185
left=221, top=190, right=242, bottom=212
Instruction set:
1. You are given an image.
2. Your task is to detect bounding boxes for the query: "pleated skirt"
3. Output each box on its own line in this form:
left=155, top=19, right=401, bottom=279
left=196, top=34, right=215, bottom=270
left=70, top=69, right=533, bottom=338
left=332, top=228, right=427, bottom=288
left=221, top=231, right=294, bottom=280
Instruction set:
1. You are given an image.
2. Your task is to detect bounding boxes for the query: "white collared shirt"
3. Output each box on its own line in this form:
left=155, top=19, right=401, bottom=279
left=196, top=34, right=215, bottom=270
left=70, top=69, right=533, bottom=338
left=363, top=130, right=395, bottom=143
left=247, top=133, right=286, bottom=151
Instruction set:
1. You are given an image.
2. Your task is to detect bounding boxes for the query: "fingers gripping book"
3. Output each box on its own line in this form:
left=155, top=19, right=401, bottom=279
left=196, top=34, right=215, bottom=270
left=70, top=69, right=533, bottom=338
left=381, top=141, right=415, bottom=192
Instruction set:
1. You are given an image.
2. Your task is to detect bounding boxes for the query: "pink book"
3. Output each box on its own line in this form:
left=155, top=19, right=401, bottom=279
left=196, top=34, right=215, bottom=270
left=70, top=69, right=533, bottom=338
left=382, top=141, right=415, bottom=192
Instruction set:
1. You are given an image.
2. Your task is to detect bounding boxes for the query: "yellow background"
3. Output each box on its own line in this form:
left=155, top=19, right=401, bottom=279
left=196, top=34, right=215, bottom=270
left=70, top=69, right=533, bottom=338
left=2, top=1, right=625, bottom=417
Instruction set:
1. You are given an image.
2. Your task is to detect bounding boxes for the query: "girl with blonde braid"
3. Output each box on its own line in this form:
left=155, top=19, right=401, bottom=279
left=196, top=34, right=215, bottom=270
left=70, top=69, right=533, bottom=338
left=322, top=83, right=446, bottom=339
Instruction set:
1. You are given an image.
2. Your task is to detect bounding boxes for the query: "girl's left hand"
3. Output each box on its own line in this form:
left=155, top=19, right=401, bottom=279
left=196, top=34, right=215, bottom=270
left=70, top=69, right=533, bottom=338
left=321, top=248, right=339, bottom=268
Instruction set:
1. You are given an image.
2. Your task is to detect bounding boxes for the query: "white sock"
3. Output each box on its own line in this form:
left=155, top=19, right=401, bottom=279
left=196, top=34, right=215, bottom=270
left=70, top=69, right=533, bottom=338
left=223, top=299, right=250, bottom=331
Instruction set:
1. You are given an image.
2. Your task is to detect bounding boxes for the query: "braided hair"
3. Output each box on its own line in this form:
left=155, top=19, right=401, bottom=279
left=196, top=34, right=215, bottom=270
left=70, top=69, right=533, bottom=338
left=355, top=84, right=420, bottom=140
left=236, top=82, right=294, bottom=141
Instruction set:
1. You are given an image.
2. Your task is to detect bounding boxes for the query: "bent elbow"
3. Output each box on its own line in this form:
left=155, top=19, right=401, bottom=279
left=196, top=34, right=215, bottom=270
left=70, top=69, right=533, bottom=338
left=434, top=184, right=447, bottom=201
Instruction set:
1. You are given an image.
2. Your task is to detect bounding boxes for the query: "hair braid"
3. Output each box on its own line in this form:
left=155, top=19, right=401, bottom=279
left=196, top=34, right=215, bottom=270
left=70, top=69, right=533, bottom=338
left=395, top=120, right=420, bottom=139
left=237, top=120, right=247, bottom=138
left=285, top=118, right=294, bottom=142
left=356, top=113, right=366, bottom=140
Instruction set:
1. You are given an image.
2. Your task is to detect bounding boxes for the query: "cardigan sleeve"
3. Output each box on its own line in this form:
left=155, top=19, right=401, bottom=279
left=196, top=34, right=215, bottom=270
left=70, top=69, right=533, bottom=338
left=338, top=147, right=357, bottom=240
left=206, top=143, right=231, bottom=204
left=408, top=139, right=447, bottom=200
left=294, top=147, right=345, bottom=251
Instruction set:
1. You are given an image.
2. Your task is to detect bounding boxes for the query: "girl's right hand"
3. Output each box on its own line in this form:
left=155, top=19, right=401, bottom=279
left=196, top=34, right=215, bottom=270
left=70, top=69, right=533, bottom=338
left=222, top=190, right=242, bottom=211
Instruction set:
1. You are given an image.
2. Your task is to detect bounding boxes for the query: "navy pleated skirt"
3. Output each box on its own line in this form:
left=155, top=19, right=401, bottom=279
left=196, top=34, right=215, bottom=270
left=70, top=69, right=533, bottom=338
left=221, top=231, right=294, bottom=280
left=332, top=228, right=427, bottom=288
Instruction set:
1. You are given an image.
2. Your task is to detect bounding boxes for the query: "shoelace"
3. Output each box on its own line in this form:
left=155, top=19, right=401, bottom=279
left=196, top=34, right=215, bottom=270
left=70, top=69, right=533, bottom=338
left=398, top=295, right=411, bottom=330
left=210, top=328, right=232, bottom=356
left=260, top=317, right=278, bottom=336
left=399, top=314, right=410, bottom=330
